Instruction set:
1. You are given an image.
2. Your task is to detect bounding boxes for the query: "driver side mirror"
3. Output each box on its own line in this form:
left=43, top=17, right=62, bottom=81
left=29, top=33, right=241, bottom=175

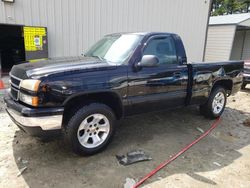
left=137, top=55, right=159, bottom=68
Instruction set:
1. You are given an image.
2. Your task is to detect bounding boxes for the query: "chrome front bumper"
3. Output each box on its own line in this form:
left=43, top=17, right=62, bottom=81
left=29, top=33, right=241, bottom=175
left=4, top=95, right=64, bottom=136
left=6, top=108, right=63, bottom=131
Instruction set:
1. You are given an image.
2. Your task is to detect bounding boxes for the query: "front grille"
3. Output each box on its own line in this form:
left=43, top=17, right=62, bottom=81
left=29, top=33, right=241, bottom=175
left=10, top=87, right=19, bottom=100
left=10, top=76, right=21, bottom=88
left=9, top=74, right=22, bottom=101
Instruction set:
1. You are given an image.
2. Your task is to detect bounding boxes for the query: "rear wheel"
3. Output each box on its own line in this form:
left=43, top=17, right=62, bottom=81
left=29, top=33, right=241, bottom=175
left=63, top=103, right=116, bottom=155
left=200, top=87, right=227, bottom=119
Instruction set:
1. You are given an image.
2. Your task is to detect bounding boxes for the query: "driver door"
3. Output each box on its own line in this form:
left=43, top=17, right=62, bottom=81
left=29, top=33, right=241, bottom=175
left=127, top=35, right=188, bottom=115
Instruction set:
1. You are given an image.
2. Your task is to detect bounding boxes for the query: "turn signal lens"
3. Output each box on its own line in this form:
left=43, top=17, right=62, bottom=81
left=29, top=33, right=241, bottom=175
left=32, top=97, right=39, bottom=106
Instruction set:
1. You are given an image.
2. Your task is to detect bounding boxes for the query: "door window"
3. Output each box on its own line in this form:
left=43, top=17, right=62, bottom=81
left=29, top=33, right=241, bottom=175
left=143, top=36, right=177, bottom=65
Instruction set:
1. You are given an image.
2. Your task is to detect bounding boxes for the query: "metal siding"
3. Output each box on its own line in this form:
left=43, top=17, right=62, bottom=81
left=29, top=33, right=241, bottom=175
left=0, top=0, right=210, bottom=62
left=242, top=30, right=250, bottom=60
left=230, top=29, right=250, bottom=60
left=205, top=25, right=236, bottom=61
left=0, top=2, right=5, bottom=23
left=22, top=0, right=32, bottom=25
left=231, top=30, right=244, bottom=60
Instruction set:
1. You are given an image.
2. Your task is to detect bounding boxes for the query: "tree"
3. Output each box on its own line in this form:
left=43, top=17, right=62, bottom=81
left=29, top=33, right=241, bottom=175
left=211, top=0, right=250, bottom=16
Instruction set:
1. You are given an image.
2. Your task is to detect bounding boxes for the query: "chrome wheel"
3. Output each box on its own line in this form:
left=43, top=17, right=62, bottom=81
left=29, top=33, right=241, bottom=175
left=212, top=92, right=225, bottom=114
left=77, top=113, right=110, bottom=148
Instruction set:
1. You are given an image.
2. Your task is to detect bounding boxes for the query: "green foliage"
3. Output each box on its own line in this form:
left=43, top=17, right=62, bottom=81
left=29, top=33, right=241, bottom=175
left=211, top=0, right=250, bottom=15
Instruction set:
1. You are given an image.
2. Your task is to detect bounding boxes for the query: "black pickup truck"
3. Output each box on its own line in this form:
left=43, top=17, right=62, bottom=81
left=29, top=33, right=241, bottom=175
left=5, top=32, right=243, bottom=155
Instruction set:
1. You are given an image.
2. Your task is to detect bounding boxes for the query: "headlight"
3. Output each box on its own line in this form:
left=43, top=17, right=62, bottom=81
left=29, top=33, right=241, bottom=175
left=20, top=79, right=41, bottom=92
left=19, top=92, right=39, bottom=106
left=19, top=79, right=41, bottom=106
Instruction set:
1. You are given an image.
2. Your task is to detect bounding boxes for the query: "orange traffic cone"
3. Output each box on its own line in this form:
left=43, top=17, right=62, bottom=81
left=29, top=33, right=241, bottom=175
left=0, top=79, right=5, bottom=89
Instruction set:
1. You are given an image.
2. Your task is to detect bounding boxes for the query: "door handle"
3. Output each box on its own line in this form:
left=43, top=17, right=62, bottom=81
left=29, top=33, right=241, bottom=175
left=173, top=72, right=181, bottom=78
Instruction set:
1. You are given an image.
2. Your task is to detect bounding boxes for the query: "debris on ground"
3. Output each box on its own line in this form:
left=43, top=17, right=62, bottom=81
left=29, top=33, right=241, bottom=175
left=196, top=127, right=204, bottom=133
left=21, top=160, right=29, bottom=164
left=243, top=118, right=250, bottom=127
left=228, top=132, right=233, bottom=136
left=116, top=150, right=152, bottom=166
left=213, top=162, right=222, bottom=167
left=17, top=167, right=27, bottom=177
left=123, top=178, right=136, bottom=188
left=17, top=157, right=28, bottom=164
left=157, top=177, right=163, bottom=180
left=214, top=152, right=224, bottom=157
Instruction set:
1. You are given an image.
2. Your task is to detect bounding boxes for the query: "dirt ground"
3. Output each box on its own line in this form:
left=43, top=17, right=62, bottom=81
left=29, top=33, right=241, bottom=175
left=0, top=85, right=250, bottom=188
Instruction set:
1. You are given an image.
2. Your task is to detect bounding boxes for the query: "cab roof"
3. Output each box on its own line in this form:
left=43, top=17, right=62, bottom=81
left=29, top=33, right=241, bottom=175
left=106, top=32, right=175, bottom=37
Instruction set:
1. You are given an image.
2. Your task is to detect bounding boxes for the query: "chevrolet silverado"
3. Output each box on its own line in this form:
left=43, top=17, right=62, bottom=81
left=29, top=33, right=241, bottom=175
left=5, top=32, right=244, bottom=155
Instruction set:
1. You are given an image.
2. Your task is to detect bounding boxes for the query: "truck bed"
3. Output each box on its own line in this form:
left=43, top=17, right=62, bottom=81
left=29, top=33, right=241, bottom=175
left=187, top=60, right=244, bottom=105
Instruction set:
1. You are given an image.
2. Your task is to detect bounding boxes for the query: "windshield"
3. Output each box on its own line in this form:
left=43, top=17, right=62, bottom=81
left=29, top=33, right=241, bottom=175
left=85, top=34, right=143, bottom=64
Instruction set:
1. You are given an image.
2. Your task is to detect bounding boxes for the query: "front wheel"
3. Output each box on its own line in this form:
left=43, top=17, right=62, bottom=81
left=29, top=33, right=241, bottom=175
left=200, top=87, right=227, bottom=119
left=63, top=103, right=116, bottom=155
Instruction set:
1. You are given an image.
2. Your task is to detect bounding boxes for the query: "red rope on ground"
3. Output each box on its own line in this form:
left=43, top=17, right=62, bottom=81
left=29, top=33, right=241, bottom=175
left=133, top=117, right=221, bottom=188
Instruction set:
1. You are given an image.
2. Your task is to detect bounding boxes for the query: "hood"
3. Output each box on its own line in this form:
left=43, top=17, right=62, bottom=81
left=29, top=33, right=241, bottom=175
left=10, top=56, right=116, bottom=79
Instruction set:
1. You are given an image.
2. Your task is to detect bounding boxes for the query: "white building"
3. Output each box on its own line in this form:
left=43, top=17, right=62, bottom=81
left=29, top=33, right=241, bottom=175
left=205, top=13, right=250, bottom=62
left=0, top=0, right=211, bottom=72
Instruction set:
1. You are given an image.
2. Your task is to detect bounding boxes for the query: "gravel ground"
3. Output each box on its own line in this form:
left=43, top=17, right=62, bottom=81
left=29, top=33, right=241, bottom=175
left=0, top=86, right=249, bottom=188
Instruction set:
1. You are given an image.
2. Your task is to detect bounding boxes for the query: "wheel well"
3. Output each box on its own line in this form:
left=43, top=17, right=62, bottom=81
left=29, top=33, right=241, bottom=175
left=62, top=92, right=123, bottom=126
left=212, top=79, right=233, bottom=95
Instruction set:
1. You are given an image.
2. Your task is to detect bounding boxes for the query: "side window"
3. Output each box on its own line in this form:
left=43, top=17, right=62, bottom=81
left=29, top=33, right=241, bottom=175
left=143, top=36, right=177, bottom=65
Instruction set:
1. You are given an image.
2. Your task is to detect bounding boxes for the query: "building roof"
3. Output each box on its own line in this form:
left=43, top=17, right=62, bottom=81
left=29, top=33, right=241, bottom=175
left=209, top=13, right=250, bottom=26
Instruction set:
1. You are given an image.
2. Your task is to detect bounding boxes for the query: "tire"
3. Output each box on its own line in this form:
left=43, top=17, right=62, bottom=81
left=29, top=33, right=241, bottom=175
left=63, top=103, right=116, bottom=155
left=241, top=83, right=247, bottom=90
left=199, top=87, right=227, bottom=119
